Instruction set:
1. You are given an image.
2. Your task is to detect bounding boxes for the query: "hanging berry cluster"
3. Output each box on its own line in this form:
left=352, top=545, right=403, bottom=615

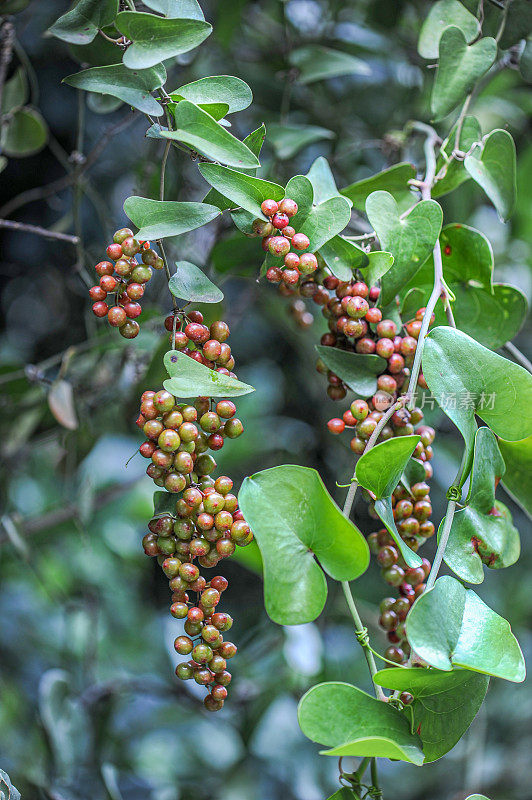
left=89, top=227, right=164, bottom=339
left=136, top=313, right=252, bottom=711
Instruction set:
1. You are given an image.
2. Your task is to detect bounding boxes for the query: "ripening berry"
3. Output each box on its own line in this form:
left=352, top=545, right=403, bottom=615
left=376, top=338, right=394, bottom=359
left=252, top=218, right=274, bottom=237
left=210, top=320, right=230, bottom=342
left=261, top=199, right=279, bottom=217
left=266, top=266, right=282, bottom=283
left=327, top=418, right=345, bottom=434
left=108, top=306, right=127, bottom=327
left=299, top=253, right=318, bottom=274
left=282, top=268, right=300, bottom=285
left=387, top=353, right=404, bottom=374
left=100, top=275, right=117, bottom=293
left=283, top=226, right=295, bottom=239
left=268, top=236, right=291, bottom=257
left=126, top=282, right=144, bottom=300
left=106, top=243, right=123, bottom=261
left=376, top=319, right=397, bottom=338
left=350, top=399, right=369, bottom=421
left=291, top=232, right=310, bottom=251
left=405, top=319, right=422, bottom=339
left=123, top=302, right=141, bottom=319
left=365, top=307, right=382, bottom=324
left=92, top=301, right=109, bottom=317
left=89, top=285, right=107, bottom=302
left=284, top=252, right=300, bottom=269
left=279, top=198, right=298, bottom=217
left=95, top=260, right=114, bottom=277
left=224, top=418, right=243, bottom=438
left=355, top=337, right=376, bottom=354
left=174, top=636, right=193, bottom=655
left=203, top=339, right=222, bottom=361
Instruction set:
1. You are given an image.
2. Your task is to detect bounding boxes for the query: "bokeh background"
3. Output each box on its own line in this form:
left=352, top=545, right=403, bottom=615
left=0, top=1, right=531, bottom=799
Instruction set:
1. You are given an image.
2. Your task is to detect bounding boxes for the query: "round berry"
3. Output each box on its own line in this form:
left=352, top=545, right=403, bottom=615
left=292, top=233, right=310, bottom=251
left=261, top=199, right=279, bottom=217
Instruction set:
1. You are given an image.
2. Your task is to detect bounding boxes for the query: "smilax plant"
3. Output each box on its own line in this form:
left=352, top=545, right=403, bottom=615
left=41, top=0, right=532, bottom=796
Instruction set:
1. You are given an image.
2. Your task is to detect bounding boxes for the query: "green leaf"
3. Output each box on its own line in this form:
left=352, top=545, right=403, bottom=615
left=283, top=174, right=314, bottom=228
left=499, top=0, right=532, bottom=48
left=325, top=790, right=356, bottom=800
left=144, top=0, right=205, bottom=20
left=431, top=28, right=497, bottom=120
left=359, top=251, right=394, bottom=287
left=314, top=345, right=386, bottom=397
left=68, top=34, right=122, bottom=67
left=406, top=576, right=526, bottom=682
left=318, top=236, right=369, bottom=281
left=123, top=196, right=220, bottom=241
left=170, top=75, right=252, bottom=114
left=298, top=196, right=352, bottom=251
left=422, top=326, right=532, bottom=468
left=267, top=123, right=335, bottom=160
left=3, top=108, right=48, bottom=157
left=306, top=156, right=344, bottom=205
left=1, top=67, right=27, bottom=114
left=159, top=100, right=260, bottom=168
left=439, top=223, right=493, bottom=290
left=466, top=796, right=491, bottom=800
left=297, top=682, right=424, bottom=765
left=168, top=262, right=223, bottom=303
left=199, top=163, right=284, bottom=219
left=400, top=457, right=427, bottom=494
left=238, top=466, right=369, bottom=625
left=442, top=427, right=519, bottom=583
left=366, top=191, right=442, bottom=307
left=355, top=436, right=421, bottom=499
left=87, top=92, right=123, bottom=114
left=418, top=0, right=480, bottom=59
left=289, top=45, right=371, bottom=84
left=153, top=490, right=176, bottom=517
left=48, top=0, right=118, bottom=44
left=464, top=129, right=517, bottom=221
left=203, top=124, right=266, bottom=210
left=0, top=0, right=31, bottom=11
left=341, top=163, right=416, bottom=213
left=498, top=435, right=532, bottom=519
left=449, top=283, right=527, bottom=350
left=374, top=497, right=422, bottom=568
left=163, top=350, right=254, bottom=398
left=115, top=11, right=212, bottom=70
left=433, top=116, right=482, bottom=198
left=374, top=667, right=489, bottom=762
left=63, top=63, right=167, bottom=116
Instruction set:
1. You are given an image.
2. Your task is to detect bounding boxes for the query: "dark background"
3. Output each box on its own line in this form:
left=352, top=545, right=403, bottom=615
left=0, top=1, right=531, bottom=799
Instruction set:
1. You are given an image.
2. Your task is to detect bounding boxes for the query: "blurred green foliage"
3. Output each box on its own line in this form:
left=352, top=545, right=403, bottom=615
left=0, top=1, right=530, bottom=799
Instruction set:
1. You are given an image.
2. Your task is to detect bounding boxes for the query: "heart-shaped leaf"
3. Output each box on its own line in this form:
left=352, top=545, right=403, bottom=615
left=160, top=100, right=259, bottom=168
left=115, top=11, right=212, bottom=69
left=170, top=75, right=252, bottom=114
left=298, top=682, right=424, bottom=765
left=168, top=262, right=223, bottom=303
left=422, top=326, right=532, bottom=469
left=268, top=123, right=335, bottom=160
left=163, top=350, right=255, bottom=398
left=298, top=196, right=352, bottom=252
left=442, top=427, right=520, bottom=584
left=48, top=0, right=118, bottom=44
left=431, top=27, right=496, bottom=120
left=123, top=196, right=220, bottom=240
left=63, top=63, right=167, bottom=116
left=341, top=163, right=416, bottom=213
left=418, top=0, right=480, bottom=59
left=433, top=116, right=482, bottom=198
left=199, top=163, right=284, bottom=219
left=319, top=236, right=369, bottom=281
left=406, top=575, right=526, bottom=682
left=374, top=667, right=489, bottom=762
left=498, top=435, right=532, bottom=519
left=289, top=45, right=371, bottom=84
left=314, top=346, right=386, bottom=397
left=306, top=156, right=344, bottom=205
left=3, top=108, right=48, bottom=157
left=238, top=466, right=369, bottom=625
left=464, top=129, right=517, bottom=221
left=366, top=191, right=442, bottom=307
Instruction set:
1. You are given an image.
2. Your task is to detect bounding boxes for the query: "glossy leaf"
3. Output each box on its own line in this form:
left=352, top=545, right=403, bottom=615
left=160, top=100, right=260, bottom=168
left=170, top=75, right=252, bottom=114
left=64, top=63, right=167, bottom=116
left=422, top=326, right=532, bottom=467
left=143, top=0, right=205, bottom=18
left=433, top=116, right=482, bottom=198
left=355, top=436, right=421, bottom=500
left=3, top=108, right=48, bottom=157
left=418, top=0, right=480, bottom=59
left=319, top=236, right=369, bottom=281
left=449, top=283, right=527, bottom=350
left=168, top=261, right=223, bottom=303
left=464, top=129, right=517, bottom=221
left=298, top=682, right=424, bottom=765
left=439, top=223, right=493, bottom=290
left=199, top=163, right=284, bottom=219
left=116, top=11, right=212, bottom=70
left=498, top=435, right=532, bottom=519
left=289, top=45, right=371, bottom=84
left=123, top=196, right=220, bottom=240
left=442, top=427, right=519, bottom=584
left=374, top=496, right=422, bottom=568
left=284, top=174, right=314, bottom=228
left=374, top=667, right=489, bottom=762
left=268, top=123, right=335, bottom=160
left=366, top=191, right=442, bottom=307
left=306, top=156, right=343, bottom=205
left=203, top=124, right=266, bottom=211
left=431, top=28, right=496, bottom=120
left=341, top=163, right=416, bottom=213
left=163, top=350, right=254, bottom=398
left=314, top=345, right=386, bottom=397
left=406, top=576, right=526, bottom=682
left=238, top=466, right=369, bottom=624
left=297, top=196, right=352, bottom=252
left=48, top=0, right=118, bottom=44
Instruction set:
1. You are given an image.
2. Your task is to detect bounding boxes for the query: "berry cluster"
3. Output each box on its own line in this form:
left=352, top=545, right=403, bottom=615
left=163, top=310, right=237, bottom=378
left=89, top=227, right=164, bottom=339
left=252, top=197, right=318, bottom=287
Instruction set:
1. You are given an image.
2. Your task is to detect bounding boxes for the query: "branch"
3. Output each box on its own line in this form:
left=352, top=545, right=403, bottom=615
left=0, top=218, right=79, bottom=243
left=0, top=18, right=15, bottom=118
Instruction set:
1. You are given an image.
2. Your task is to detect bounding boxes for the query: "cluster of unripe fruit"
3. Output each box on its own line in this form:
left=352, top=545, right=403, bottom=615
left=89, top=227, right=164, bottom=339
left=251, top=197, right=319, bottom=288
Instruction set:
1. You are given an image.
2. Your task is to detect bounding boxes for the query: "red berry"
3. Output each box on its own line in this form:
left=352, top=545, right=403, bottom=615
left=100, top=275, right=117, bottom=292
left=278, top=198, right=298, bottom=217
left=185, top=323, right=210, bottom=344
left=106, top=243, right=123, bottom=261
left=95, top=260, right=114, bottom=277
left=261, top=199, right=279, bottom=217
left=108, top=306, right=127, bottom=327
left=89, top=286, right=107, bottom=301
left=283, top=225, right=295, bottom=238
left=284, top=252, right=300, bottom=269
left=268, top=236, right=291, bottom=257
left=369, top=286, right=380, bottom=301
left=365, top=307, right=382, bottom=324
left=299, top=253, right=318, bottom=274
left=291, top=233, right=310, bottom=251
left=124, top=302, right=142, bottom=319
left=272, top=212, right=289, bottom=229
left=126, top=283, right=144, bottom=300
left=266, top=266, right=282, bottom=283
left=92, top=301, right=109, bottom=317
left=327, top=418, right=345, bottom=434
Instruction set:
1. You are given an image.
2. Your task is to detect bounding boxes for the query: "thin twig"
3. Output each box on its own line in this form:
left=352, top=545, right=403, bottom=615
left=504, top=341, right=532, bottom=373
left=0, top=219, right=79, bottom=243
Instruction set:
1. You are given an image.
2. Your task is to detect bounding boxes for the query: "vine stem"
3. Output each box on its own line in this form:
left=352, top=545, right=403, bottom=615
left=504, top=341, right=532, bottom=373
left=158, top=104, right=178, bottom=311
left=426, top=454, right=467, bottom=590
